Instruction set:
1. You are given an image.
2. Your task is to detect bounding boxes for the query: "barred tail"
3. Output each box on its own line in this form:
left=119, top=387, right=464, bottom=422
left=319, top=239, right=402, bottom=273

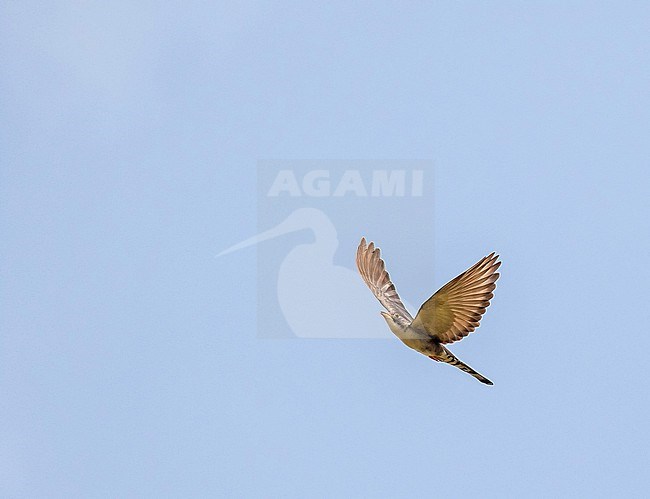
left=430, top=348, right=493, bottom=385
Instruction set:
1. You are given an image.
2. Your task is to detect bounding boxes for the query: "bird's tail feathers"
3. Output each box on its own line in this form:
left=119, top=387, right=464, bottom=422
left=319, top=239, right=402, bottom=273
left=430, top=348, right=493, bottom=385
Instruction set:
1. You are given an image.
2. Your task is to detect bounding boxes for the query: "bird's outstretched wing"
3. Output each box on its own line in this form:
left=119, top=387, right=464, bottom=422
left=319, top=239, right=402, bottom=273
left=356, top=238, right=413, bottom=321
left=411, top=253, right=500, bottom=344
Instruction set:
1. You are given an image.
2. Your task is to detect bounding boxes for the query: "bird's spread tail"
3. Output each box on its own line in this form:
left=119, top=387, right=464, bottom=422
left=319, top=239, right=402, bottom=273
left=430, top=348, right=493, bottom=385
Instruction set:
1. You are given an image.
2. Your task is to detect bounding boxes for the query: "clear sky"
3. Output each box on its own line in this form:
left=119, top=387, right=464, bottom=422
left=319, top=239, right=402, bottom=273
left=2, top=2, right=649, bottom=497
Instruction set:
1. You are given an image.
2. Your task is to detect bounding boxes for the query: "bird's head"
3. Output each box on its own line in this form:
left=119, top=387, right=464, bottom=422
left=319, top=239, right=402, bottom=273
left=380, top=311, right=402, bottom=327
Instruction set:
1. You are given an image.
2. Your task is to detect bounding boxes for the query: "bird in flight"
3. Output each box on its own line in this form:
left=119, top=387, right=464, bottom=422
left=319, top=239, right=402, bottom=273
left=356, top=238, right=500, bottom=385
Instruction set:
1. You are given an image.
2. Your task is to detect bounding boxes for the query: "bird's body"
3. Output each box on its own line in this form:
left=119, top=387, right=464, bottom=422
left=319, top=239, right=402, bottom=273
left=356, top=238, right=500, bottom=385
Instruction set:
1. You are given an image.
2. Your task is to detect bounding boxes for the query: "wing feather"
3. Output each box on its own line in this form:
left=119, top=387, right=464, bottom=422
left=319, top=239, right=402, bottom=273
left=411, top=253, right=500, bottom=344
left=356, top=238, right=413, bottom=321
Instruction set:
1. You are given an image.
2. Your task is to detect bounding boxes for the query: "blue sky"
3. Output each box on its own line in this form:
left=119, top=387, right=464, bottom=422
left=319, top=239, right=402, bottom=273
left=1, top=2, right=649, bottom=497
